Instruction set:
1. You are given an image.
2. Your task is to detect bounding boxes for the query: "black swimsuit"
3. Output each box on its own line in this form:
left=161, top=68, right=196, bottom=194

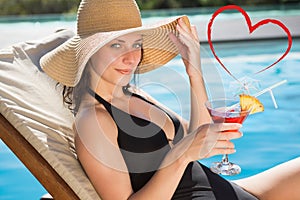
left=88, top=88, right=258, bottom=200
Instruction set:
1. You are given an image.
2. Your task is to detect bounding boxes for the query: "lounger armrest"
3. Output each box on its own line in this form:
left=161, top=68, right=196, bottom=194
left=0, top=114, right=79, bottom=200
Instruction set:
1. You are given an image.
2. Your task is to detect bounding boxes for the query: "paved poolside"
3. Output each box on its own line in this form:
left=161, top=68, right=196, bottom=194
left=1, top=10, right=299, bottom=50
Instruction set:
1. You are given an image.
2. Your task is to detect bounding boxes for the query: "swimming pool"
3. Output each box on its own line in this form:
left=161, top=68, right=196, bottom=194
left=1, top=12, right=300, bottom=200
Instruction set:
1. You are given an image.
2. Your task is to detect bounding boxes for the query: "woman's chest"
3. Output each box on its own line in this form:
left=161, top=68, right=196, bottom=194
left=114, top=96, right=176, bottom=142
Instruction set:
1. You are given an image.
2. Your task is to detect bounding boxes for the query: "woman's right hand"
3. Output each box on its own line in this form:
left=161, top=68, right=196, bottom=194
left=175, top=123, right=243, bottom=162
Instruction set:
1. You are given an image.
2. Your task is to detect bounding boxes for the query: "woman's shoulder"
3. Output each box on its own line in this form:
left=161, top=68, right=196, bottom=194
left=76, top=103, right=110, bottom=120
left=75, top=104, right=118, bottom=139
left=127, top=85, right=159, bottom=104
left=126, top=85, right=149, bottom=99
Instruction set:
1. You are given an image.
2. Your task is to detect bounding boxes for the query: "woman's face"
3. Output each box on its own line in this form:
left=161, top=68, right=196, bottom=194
left=90, top=33, right=142, bottom=87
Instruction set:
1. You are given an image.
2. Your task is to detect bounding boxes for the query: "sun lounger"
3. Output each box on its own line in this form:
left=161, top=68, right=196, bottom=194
left=0, top=29, right=101, bottom=200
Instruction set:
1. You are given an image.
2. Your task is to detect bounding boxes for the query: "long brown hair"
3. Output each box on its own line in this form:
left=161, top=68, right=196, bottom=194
left=61, top=65, right=91, bottom=116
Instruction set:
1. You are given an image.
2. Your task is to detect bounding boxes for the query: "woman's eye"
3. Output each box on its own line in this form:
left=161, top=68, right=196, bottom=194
left=111, top=43, right=121, bottom=48
left=133, top=43, right=142, bottom=49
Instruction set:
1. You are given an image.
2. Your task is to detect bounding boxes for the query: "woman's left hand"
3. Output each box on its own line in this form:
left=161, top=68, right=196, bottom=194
left=169, top=17, right=201, bottom=78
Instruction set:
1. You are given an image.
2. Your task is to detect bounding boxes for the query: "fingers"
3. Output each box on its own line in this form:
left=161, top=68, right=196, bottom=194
left=206, top=147, right=237, bottom=158
left=168, top=32, right=183, bottom=49
left=206, top=138, right=237, bottom=158
left=177, top=18, right=199, bottom=40
left=202, top=123, right=242, bottom=158
left=170, top=17, right=201, bottom=72
left=177, top=18, right=190, bottom=34
left=187, top=123, right=242, bottom=160
left=214, top=140, right=235, bottom=149
left=212, top=123, right=243, bottom=140
left=191, top=25, right=199, bottom=41
left=202, top=139, right=237, bottom=159
left=176, top=19, right=194, bottom=43
left=221, top=123, right=242, bottom=131
left=219, top=130, right=243, bottom=140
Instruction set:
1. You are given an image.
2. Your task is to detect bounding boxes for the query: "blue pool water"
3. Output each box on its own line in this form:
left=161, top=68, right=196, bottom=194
left=1, top=13, right=300, bottom=200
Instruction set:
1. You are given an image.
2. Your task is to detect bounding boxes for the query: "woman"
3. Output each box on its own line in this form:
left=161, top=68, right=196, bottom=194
left=41, top=0, right=300, bottom=199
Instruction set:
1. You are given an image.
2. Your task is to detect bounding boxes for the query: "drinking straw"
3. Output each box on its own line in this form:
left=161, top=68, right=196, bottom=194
left=253, top=79, right=287, bottom=109
left=253, top=80, right=287, bottom=98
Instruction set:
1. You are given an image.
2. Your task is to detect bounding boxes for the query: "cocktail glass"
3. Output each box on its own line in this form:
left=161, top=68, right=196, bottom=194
left=205, top=99, right=250, bottom=176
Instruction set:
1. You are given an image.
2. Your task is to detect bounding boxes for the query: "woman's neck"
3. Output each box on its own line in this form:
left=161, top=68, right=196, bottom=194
left=94, top=81, right=125, bottom=102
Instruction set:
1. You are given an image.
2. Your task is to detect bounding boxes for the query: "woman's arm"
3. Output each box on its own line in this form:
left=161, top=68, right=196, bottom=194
left=75, top=106, right=134, bottom=199
left=136, top=18, right=210, bottom=135
left=169, top=18, right=211, bottom=133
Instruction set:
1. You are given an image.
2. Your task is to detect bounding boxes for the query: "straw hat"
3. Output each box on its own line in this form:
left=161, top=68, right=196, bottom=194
left=40, top=0, right=191, bottom=87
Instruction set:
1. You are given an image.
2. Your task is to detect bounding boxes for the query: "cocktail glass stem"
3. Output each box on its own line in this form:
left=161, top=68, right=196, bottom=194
left=222, top=154, right=229, bottom=164
left=210, top=154, right=241, bottom=176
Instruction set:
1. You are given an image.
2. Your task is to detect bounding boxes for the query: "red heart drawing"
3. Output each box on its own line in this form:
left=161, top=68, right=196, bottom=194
left=207, top=5, right=292, bottom=80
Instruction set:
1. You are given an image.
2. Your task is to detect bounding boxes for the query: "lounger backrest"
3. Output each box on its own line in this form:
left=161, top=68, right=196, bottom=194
left=0, top=30, right=101, bottom=200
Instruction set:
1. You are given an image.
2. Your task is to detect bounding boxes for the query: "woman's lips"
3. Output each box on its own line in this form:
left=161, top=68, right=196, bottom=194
left=116, top=68, right=133, bottom=75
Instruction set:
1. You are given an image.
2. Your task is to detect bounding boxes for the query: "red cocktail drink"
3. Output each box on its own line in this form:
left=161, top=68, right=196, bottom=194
left=205, top=99, right=250, bottom=175
left=210, top=112, right=248, bottom=124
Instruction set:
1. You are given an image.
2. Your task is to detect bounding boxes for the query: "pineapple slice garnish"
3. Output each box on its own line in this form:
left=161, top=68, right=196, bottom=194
left=239, top=94, right=264, bottom=114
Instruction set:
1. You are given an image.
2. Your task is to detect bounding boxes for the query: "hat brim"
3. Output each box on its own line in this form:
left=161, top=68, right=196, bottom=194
left=40, top=15, right=190, bottom=87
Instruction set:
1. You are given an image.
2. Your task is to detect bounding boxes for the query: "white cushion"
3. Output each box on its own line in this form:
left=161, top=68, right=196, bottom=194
left=0, top=29, right=101, bottom=200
